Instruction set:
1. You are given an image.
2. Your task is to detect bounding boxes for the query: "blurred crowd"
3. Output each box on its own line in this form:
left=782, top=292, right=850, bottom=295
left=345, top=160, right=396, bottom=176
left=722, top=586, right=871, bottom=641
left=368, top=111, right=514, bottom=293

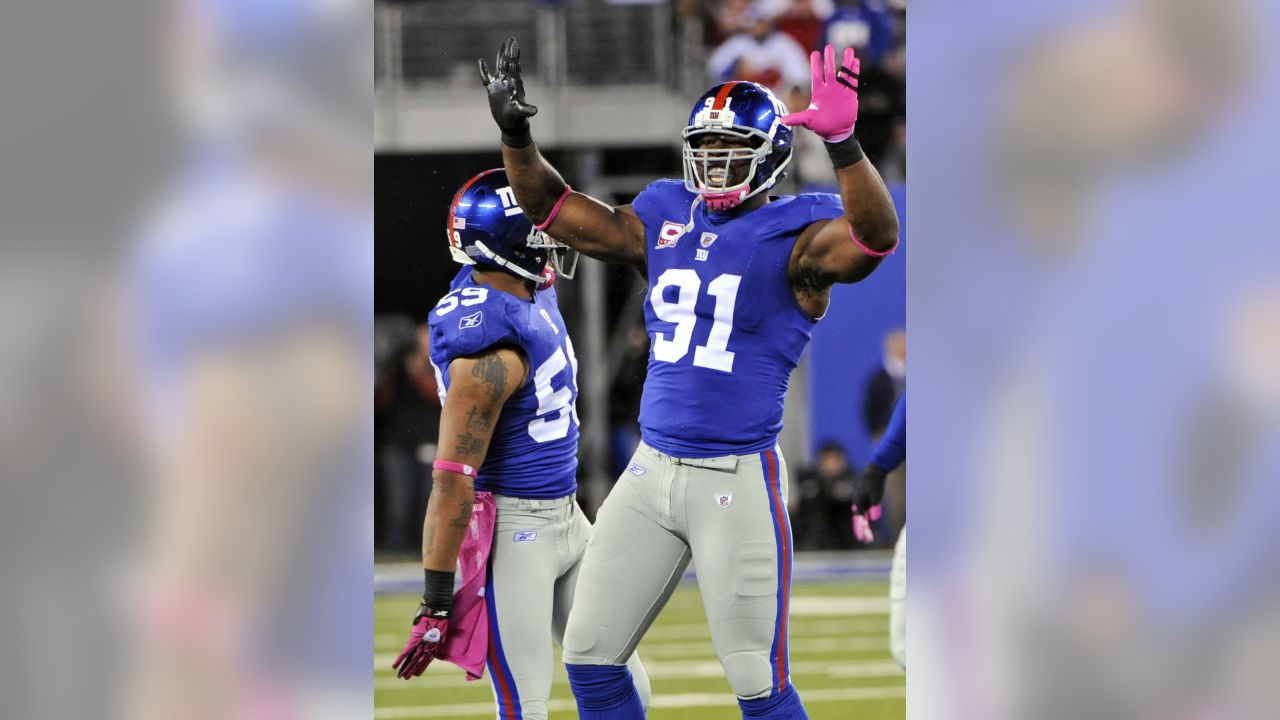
left=678, top=0, right=906, bottom=188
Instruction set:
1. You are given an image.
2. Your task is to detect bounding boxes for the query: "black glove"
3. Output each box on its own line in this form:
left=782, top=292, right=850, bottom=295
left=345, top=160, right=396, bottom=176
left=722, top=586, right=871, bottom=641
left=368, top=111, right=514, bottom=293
left=852, top=464, right=888, bottom=515
left=478, top=37, right=538, bottom=148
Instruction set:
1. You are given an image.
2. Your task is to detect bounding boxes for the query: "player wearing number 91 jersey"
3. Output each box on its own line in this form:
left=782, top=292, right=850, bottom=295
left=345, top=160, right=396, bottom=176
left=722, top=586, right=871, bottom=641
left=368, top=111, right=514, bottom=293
left=392, top=169, right=650, bottom=720
left=483, top=38, right=899, bottom=719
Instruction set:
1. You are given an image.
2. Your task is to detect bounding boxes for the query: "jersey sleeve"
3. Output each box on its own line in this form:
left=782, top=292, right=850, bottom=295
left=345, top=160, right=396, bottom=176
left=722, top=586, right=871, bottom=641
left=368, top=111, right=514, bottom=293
left=801, top=191, right=845, bottom=225
left=428, top=294, right=525, bottom=368
left=869, top=392, right=906, bottom=471
left=630, top=179, right=690, bottom=230
left=756, top=192, right=844, bottom=239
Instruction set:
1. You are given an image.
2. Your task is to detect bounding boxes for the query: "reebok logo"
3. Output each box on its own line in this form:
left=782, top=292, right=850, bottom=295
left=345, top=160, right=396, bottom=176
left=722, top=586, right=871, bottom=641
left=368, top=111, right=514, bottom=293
left=459, top=311, right=483, bottom=329
left=627, top=463, right=648, bottom=476
left=514, top=530, right=537, bottom=542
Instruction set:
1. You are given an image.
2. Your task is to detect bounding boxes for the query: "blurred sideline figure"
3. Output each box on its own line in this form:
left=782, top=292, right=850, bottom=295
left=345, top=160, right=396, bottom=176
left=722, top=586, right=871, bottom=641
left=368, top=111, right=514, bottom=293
left=375, top=321, right=440, bottom=554
left=390, top=169, right=649, bottom=720
left=481, top=36, right=898, bottom=719
left=124, top=0, right=370, bottom=717
left=792, top=441, right=856, bottom=550
left=851, top=390, right=905, bottom=668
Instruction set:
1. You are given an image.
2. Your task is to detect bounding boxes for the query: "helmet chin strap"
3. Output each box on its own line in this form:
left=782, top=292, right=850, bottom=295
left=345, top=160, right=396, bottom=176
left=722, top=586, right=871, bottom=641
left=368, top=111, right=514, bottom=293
left=473, top=240, right=543, bottom=283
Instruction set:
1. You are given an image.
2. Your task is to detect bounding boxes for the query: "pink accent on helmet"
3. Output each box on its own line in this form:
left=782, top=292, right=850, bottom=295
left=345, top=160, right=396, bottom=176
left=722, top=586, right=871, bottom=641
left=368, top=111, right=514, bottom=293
left=702, top=186, right=749, bottom=212
left=536, top=266, right=556, bottom=291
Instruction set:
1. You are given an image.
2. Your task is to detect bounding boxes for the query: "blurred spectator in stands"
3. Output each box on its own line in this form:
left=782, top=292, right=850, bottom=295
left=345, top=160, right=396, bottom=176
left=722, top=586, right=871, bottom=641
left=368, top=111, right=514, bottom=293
left=707, top=3, right=810, bottom=95
left=759, top=0, right=836, bottom=52
left=704, top=0, right=755, bottom=46
left=852, top=40, right=905, bottom=169
left=609, top=324, right=649, bottom=478
left=823, top=0, right=897, bottom=67
left=863, top=327, right=905, bottom=436
left=879, top=116, right=906, bottom=183
left=374, top=319, right=440, bottom=554
left=794, top=441, right=857, bottom=550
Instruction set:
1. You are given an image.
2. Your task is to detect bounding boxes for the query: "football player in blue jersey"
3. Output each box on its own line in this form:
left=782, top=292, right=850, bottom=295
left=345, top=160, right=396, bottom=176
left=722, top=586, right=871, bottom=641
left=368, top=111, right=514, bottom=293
left=852, top=391, right=906, bottom=668
left=480, top=38, right=900, bottom=719
left=390, top=169, right=650, bottom=720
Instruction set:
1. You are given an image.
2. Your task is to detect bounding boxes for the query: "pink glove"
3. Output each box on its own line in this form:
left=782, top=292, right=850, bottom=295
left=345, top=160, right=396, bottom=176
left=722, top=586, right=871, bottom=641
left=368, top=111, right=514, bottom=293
left=392, top=604, right=450, bottom=679
left=851, top=503, right=882, bottom=544
left=780, top=45, right=861, bottom=143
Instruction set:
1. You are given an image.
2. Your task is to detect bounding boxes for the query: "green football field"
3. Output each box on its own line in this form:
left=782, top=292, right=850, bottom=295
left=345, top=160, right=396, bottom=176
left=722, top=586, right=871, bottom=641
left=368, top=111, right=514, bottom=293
left=374, top=580, right=904, bottom=719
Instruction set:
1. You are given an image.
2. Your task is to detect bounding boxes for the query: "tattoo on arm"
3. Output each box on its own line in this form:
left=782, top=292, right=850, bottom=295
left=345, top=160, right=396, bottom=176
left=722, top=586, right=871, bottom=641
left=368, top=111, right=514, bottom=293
left=449, top=499, right=472, bottom=530
left=471, top=352, right=509, bottom=405
left=464, top=406, right=489, bottom=433
left=455, top=432, right=485, bottom=456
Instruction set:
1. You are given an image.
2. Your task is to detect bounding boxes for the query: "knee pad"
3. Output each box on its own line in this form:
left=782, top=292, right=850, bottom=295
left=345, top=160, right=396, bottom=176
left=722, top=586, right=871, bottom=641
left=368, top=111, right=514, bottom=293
left=561, top=614, right=600, bottom=661
left=721, top=651, right=774, bottom=699
left=738, top=685, right=808, bottom=719
left=565, top=663, right=645, bottom=720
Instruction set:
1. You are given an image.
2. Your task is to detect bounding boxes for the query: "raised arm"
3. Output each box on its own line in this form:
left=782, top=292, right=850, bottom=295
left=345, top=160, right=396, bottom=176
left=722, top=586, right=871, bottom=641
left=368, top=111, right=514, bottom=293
left=782, top=46, right=901, bottom=296
left=480, top=38, right=647, bottom=268
left=393, top=346, right=527, bottom=679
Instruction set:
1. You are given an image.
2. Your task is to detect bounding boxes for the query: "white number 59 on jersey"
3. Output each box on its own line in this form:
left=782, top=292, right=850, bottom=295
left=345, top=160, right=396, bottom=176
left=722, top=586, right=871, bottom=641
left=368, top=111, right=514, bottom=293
left=528, top=335, right=580, bottom=442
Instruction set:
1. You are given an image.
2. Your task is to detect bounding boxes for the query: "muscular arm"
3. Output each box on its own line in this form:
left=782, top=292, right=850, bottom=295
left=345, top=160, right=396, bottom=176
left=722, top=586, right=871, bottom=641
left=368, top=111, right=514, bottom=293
left=501, top=143, right=647, bottom=268
left=421, top=347, right=527, bottom=572
left=791, top=155, right=900, bottom=291
left=481, top=38, right=647, bottom=267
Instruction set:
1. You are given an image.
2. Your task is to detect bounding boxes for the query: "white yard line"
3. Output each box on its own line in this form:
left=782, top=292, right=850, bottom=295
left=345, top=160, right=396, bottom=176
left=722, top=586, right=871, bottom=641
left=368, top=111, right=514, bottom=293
left=374, top=684, right=905, bottom=718
left=371, top=632, right=890, bottom=666
left=374, top=659, right=903, bottom=690
left=375, top=617, right=887, bottom=651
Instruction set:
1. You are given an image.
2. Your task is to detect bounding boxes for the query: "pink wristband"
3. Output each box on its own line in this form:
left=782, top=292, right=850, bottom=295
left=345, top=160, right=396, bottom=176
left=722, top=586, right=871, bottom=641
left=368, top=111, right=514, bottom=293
left=534, top=185, right=573, bottom=231
left=432, top=459, right=478, bottom=478
left=849, top=224, right=898, bottom=257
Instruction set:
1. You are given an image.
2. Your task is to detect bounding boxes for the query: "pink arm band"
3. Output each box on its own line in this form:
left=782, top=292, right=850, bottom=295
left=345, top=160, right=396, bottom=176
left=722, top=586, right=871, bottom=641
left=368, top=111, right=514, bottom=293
left=533, top=185, right=574, bottom=231
left=849, top=224, right=898, bottom=258
left=432, top=459, right=478, bottom=478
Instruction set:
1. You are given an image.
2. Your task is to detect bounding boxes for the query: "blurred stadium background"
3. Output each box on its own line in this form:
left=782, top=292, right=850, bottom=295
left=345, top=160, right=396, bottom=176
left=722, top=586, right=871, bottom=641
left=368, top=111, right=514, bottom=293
left=375, top=0, right=905, bottom=716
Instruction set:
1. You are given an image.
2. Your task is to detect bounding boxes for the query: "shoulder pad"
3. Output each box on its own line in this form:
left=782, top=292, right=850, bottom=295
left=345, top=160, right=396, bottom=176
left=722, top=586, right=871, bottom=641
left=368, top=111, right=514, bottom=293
left=428, top=286, right=524, bottom=364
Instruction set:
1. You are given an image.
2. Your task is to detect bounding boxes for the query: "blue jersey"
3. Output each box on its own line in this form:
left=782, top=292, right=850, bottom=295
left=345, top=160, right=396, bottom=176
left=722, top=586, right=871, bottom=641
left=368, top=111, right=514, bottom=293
left=870, top=392, right=905, bottom=471
left=632, top=180, right=843, bottom=457
left=428, top=268, right=580, bottom=499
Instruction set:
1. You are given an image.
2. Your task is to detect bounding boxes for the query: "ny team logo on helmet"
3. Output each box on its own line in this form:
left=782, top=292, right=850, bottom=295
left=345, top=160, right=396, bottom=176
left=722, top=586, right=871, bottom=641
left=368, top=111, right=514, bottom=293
left=682, top=81, right=793, bottom=211
left=447, top=169, right=577, bottom=281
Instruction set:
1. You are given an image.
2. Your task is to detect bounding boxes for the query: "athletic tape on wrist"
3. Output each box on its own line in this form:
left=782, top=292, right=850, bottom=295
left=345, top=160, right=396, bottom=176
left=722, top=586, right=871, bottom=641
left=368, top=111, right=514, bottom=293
left=501, top=129, right=532, bottom=149
left=423, top=569, right=455, bottom=612
left=534, top=185, right=574, bottom=231
left=849, top=224, right=898, bottom=257
left=824, top=134, right=865, bottom=169
left=432, top=459, right=478, bottom=478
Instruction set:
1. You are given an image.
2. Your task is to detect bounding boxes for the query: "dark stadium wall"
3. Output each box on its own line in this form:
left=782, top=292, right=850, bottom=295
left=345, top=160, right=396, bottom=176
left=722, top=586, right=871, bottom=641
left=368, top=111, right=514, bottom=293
left=808, top=183, right=906, bottom=467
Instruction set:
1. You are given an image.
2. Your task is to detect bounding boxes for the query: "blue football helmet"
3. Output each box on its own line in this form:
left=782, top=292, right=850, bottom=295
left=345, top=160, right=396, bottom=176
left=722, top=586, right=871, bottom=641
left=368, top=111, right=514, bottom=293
left=447, top=169, right=577, bottom=282
left=682, top=81, right=793, bottom=211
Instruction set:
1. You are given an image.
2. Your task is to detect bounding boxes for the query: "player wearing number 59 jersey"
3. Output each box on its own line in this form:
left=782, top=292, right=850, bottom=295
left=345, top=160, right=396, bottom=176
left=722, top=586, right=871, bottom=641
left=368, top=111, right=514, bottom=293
left=392, top=169, right=649, bottom=720
left=482, top=39, right=899, bottom=719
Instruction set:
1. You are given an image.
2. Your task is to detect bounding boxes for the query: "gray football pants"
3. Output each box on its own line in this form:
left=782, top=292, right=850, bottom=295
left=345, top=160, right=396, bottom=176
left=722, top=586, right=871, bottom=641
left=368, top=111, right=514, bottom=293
left=562, top=441, right=797, bottom=700
left=486, top=493, right=651, bottom=720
